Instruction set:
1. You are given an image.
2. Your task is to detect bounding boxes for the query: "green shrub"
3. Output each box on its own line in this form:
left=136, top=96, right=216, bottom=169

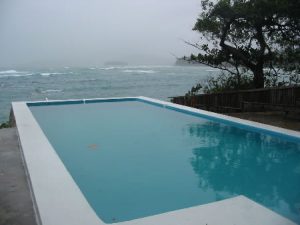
left=0, top=121, right=10, bottom=129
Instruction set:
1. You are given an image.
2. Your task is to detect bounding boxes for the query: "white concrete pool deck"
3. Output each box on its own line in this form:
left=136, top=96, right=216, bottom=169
left=12, top=97, right=300, bottom=225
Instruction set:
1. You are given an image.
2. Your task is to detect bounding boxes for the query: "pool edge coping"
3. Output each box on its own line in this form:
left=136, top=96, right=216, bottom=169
left=12, top=96, right=299, bottom=225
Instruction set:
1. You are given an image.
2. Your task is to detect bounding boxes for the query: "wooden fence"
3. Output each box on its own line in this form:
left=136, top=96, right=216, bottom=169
left=170, top=86, right=300, bottom=113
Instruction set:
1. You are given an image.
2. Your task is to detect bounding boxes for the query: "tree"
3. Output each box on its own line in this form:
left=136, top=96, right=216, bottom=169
left=187, top=0, right=300, bottom=88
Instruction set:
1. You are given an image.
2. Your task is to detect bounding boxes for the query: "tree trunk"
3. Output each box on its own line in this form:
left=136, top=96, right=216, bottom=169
left=253, top=68, right=264, bottom=88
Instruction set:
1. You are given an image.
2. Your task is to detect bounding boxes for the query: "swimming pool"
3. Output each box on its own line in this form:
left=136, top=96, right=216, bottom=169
left=13, top=97, right=300, bottom=225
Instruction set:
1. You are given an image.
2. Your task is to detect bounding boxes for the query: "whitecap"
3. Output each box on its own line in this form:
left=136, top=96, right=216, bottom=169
left=0, top=73, right=33, bottom=78
left=41, top=73, right=51, bottom=76
left=51, top=72, right=64, bottom=75
left=0, top=70, right=18, bottom=74
left=41, top=89, right=63, bottom=93
left=0, top=69, right=30, bottom=78
left=40, top=72, right=64, bottom=76
left=99, top=67, right=116, bottom=70
left=123, top=70, right=132, bottom=73
left=122, top=70, right=156, bottom=74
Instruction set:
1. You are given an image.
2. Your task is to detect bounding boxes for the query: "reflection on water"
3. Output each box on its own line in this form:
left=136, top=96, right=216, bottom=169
left=185, top=122, right=300, bottom=223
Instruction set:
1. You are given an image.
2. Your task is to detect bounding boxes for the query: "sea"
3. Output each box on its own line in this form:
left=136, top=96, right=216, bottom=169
left=0, top=65, right=219, bottom=123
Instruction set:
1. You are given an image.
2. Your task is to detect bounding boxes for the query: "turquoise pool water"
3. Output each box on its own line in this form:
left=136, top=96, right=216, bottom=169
left=29, top=100, right=300, bottom=223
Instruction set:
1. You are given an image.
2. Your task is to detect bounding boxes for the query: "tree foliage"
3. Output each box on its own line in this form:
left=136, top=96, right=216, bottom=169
left=0, top=121, right=10, bottom=129
left=187, top=0, right=300, bottom=88
left=187, top=72, right=254, bottom=96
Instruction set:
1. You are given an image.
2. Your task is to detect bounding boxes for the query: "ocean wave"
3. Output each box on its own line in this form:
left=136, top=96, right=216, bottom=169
left=0, top=73, right=33, bottom=78
left=98, top=65, right=173, bottom=70
left=0, top=69, right=31, bottom=78
left=122, top=70, right=156, bottom=74
left=99, top=67, right=116, bottom=70
left=123, top=65, right=173, bottom=69
left=41, top=89, right=63, bottom=93
left=40, top=72, right=65, bottom=76
left=40, top=73, right=51, bottom=76
left=0, top=71, right=68, bottom=78
left=0, top=70, right=19, bottom=74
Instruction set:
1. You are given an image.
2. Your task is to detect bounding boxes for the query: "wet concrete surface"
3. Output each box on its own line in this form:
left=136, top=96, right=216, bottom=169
left=0, top=128, right=37, bottom=225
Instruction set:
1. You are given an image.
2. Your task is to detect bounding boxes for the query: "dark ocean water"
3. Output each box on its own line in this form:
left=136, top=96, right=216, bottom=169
left=0, top=65, right=219, bottom=123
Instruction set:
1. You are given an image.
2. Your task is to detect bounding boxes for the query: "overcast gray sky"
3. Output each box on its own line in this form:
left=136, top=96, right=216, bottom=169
left=0, top=0, right=201, bottom=67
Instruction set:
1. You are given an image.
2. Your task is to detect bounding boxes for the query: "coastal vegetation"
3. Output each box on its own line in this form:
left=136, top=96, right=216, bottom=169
left=0, top=121, right=10, bottom=129
left=185, top=0, right=300, bottom=95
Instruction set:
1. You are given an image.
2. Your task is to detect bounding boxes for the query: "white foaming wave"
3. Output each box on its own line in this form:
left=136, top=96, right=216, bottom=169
left=122, top=70, right=156, bottom=74
left=99, top=67, right=116, bottom=70
left=41, top=89, right=63, bottom=93
left=40, top=73, right=51, bottom=76
left=0, top=73, right=33, bottom=78
left=0, top=70, right=19, bottom=74
left=0, top=69, right=30, bottom=78
left=40, top=72, right=65, bottom=76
